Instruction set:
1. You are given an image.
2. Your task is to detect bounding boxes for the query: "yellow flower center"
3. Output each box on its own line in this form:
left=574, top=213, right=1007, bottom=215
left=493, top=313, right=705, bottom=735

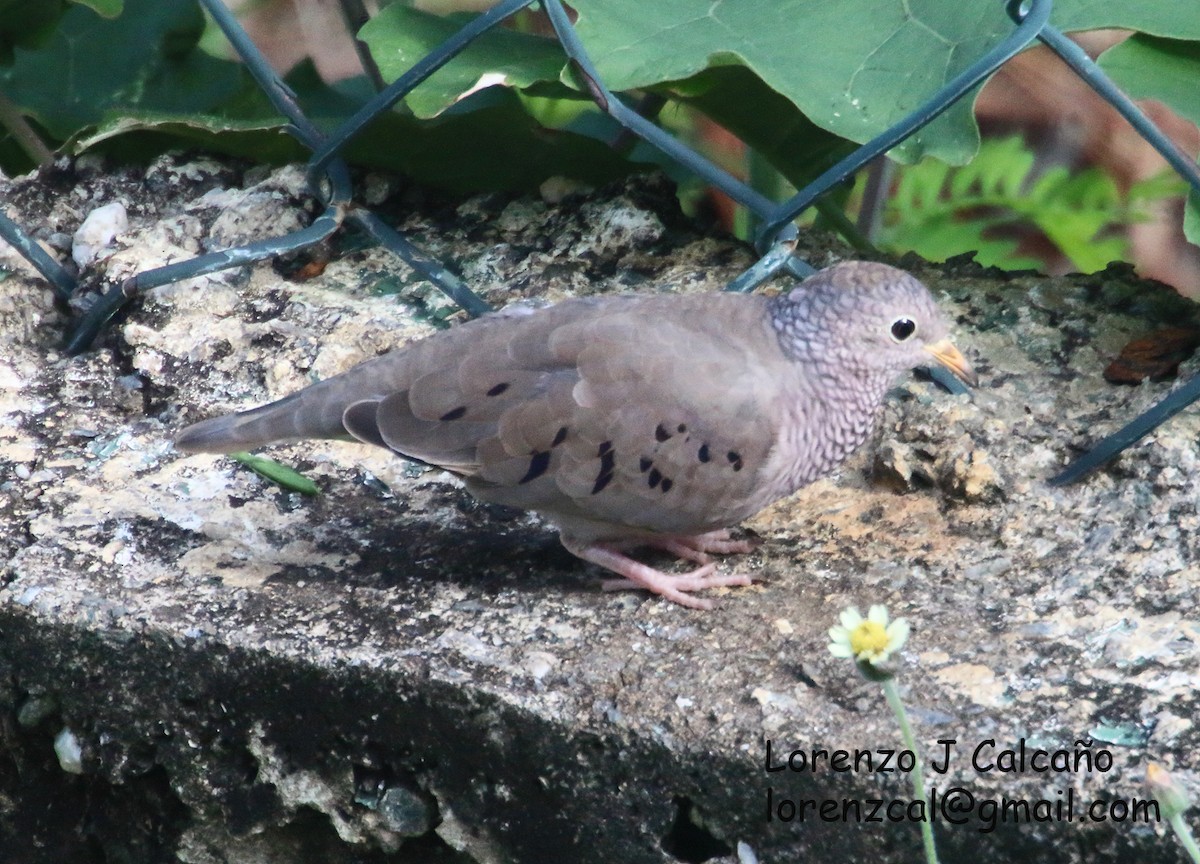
left=849, top=620, right=889, bottom=657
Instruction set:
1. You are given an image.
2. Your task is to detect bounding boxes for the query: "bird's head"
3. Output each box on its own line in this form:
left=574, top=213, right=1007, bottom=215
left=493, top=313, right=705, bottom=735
left=770, top=261, right=977, bottom=389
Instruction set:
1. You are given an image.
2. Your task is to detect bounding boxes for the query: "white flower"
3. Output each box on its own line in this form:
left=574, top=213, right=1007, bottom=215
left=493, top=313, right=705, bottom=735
left=828, top=604, right=910, bottom=665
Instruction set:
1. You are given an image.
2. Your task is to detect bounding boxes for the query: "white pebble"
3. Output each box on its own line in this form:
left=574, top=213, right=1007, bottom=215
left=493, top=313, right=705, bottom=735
left=54, top=727, right=83, bottom=774
left=72, top=201, right=128, bottom=268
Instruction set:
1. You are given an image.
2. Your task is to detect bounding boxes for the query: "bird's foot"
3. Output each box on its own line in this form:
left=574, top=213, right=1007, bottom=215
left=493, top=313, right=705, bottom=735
left=562, top=536, right=753, bottom=610
left=599, top=565, right=753, bottom=610
left=650, top=529, right=758, bottom=564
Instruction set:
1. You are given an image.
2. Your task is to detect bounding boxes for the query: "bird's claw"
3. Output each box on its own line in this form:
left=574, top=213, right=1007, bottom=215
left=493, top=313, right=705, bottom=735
left=563, top=534, right=756, bottom=609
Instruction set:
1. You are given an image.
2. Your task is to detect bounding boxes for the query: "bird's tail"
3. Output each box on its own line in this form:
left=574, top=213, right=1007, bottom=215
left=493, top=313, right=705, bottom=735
left=174, top=384, right=355, bottom=454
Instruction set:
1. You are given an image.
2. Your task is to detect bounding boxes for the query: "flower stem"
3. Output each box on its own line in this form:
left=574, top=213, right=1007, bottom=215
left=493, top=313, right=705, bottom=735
left=883, top=678, right=940, bottom=864
left=1170, top=813, right=1200, bottom=864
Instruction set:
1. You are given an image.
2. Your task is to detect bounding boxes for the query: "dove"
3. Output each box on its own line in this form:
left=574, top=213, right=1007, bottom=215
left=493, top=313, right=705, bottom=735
left=176, top=261, right=975, bottom=609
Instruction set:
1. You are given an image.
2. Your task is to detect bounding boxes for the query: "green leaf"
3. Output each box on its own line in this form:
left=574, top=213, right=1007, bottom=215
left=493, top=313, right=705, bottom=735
left=892, top=158, right=949, bottom=214
left=890, top=212, right=1036, bottom=270
left=1099, top=35, right=1200, bottom=128
left=1087, top=721, right=1150, bottom=748
left=231, top=452, right=320, bottom=497
left=70, top=0, right=122, bottom=17
left=358, top=5, right=570, bottom=118
left=0, top=0, right=240, bottom=140
left=0, top=0, right=68, bottom=64
left=8, top=0, right=1199, bottom=218
left=4, top=0, right=641, bottom=197
left=1128, top=170, right=1188, bottom=204
left=1052, top=2, right=1200, bottom=38
left=569, top=0, right=1200, bottom=171
left=1187, top=187, right=1200, bottom=249
left=974, top=137, right=1031, bottom=200
left=571, top=0, right=1016, bottom=165
left=659, top=64, right=851, bottom=191
left=1097, top=34, right=1200, bottom=246
left=73, top=70, right=642, bottom=193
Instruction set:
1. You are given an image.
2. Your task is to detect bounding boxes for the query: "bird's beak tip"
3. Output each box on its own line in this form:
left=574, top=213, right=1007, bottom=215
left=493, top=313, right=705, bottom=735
left=924, top=338, right=978, bottom=388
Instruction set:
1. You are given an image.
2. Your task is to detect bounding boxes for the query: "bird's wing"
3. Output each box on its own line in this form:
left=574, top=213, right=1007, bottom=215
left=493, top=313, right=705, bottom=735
left=461, top=292, right=793, bottom=536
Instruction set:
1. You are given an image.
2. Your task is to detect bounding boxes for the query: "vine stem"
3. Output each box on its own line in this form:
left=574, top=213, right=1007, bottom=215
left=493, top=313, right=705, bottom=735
left=0, top=91, right=53, bottom=166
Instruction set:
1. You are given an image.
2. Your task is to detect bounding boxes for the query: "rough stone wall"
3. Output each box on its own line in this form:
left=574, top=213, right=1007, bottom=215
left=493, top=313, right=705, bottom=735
left=1, top=156, right=1197, bottom=862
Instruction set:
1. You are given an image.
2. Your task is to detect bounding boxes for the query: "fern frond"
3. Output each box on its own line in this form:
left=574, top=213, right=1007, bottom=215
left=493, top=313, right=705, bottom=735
left=876, top=135, right=1183, bottom=274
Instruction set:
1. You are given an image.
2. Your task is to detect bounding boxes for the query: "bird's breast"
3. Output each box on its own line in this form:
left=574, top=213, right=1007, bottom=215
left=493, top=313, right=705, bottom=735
left=757, top=374, right=886, bottom=503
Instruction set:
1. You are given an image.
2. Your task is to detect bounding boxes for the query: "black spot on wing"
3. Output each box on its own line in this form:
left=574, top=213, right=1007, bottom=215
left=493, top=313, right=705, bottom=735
left=639, top=456, right=653, bottom=473
left=487, top=382, right=510, bottom=397
left=552, top=426, right=568, bottom=447
left=698, top=443, right=710, bottom=463
left=727, top=450, right=744, bottom=471
left=647, top=467, right=674, bottom=493
left=655, top=423, right=670, bottom=442
left=592, top=444, right=616, bottom=495
left=439, top=406, right=468, bottom=421
left=519, top=450, right=551, bottom=484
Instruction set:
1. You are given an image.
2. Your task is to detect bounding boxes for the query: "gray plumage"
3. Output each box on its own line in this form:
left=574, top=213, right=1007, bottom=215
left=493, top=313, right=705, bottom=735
left=176, top=261, right=975, bottom=608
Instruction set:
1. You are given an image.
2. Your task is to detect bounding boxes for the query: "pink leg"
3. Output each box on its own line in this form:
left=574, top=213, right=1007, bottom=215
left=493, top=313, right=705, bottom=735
left=561, top=534, right=754, bottom=610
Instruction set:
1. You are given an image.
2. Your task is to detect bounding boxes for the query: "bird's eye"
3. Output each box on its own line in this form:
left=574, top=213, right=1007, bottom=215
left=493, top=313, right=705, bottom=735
left=890, top=317, right=917, bottom=342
